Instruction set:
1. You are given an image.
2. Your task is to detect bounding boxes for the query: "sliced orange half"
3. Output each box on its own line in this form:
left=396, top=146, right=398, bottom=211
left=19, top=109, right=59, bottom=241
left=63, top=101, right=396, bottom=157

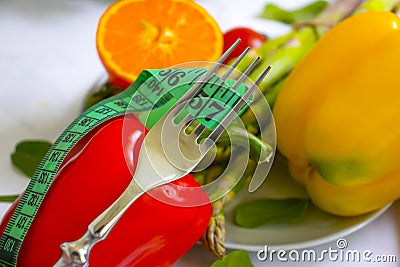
left=96, top=0, right=223, bottom=87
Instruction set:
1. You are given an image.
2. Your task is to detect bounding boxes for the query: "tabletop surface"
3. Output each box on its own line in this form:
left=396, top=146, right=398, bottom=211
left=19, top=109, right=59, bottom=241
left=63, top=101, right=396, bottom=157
left=0, top=1, right=399, bottom=266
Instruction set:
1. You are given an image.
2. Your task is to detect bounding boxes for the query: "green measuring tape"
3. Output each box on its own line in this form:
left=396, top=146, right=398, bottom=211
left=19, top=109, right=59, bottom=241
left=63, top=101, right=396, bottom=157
left=0, top=67, right=247, bottom=266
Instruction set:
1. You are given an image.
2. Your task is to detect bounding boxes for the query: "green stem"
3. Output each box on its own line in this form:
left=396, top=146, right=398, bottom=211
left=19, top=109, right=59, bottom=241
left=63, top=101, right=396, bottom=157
left=249, top=27, right=318, bottom=92
left=200, top=160, right=257, bottom=258
left=187, top=124, right=273, bottom=165
left=245, top=0, right=398, bottom=109
left=216, top=126, right=273, bottom=163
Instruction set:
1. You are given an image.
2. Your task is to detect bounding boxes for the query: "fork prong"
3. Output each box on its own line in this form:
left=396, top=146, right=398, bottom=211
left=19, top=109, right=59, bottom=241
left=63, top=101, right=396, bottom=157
left=194, top=66, right=271, bottom=146
left=217, top=38, right=241, bottom=68
left=231, top=56, right=261, bottom=90
left=176, top=113, right=194, bottom=128
left=205, top=65, right=271, bottom=145
left=190, top=47, right=254, bottom=137
left=220, top=46, right=250, bottom=81
left=168, top=39, right=242, bottom=119
left=190, top=123, right=207, bottom=140
left=253, top=66, right=272, bottom=87
left=206, top=87, right=255, bottom=144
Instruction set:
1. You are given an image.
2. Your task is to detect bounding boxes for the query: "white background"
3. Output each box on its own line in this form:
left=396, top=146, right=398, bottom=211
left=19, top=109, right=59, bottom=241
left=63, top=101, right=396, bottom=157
left=0, top=1, right=398, bottom=266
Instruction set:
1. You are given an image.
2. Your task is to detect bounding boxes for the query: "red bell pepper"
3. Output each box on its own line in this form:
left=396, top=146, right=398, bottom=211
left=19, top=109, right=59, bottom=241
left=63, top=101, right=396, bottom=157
left=0, top=116, right=212, bottom=266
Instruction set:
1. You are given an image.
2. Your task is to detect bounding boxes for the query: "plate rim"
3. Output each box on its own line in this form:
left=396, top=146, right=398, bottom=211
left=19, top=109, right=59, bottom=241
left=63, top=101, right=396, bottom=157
left=224, top=203, right=392, bottom=252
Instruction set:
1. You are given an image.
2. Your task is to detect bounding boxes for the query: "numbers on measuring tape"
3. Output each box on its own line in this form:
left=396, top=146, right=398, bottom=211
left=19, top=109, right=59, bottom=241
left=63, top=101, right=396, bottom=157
left=61, top=132, right=80, bottom=144
left=158, top=68, right=172, bottom=76
left=15, top=217, right=28, bottom=230
left=78, top=117, right=96, bottom=127
left=113, top=100, right=129, bottom=109
left=204, top=102, right=225, bottom=122
left=188, top=95, right=204, bottom=110
left=132, top=94, right=148, bottom=106
left=26, top=193, right=40, bottom=208
left=48, top=150, right=63, bottom=163
left=158, top=68, right=188, bottom=86
left=154, top=68, right=247, bottom=129
left=166, top=70, right=186, bottom=86
left=95, top=107, right=114, bottom=115
left=0, top=236, right=19, bottom=266
left=147, top=79, right=163, bottom=97
left=37, top=171, right=50, bottom=185
left=3, top=238, right=15, bottom=253
left=185, top=75, right=243, bottom=126
left=148, top=69, right=186, bottom=97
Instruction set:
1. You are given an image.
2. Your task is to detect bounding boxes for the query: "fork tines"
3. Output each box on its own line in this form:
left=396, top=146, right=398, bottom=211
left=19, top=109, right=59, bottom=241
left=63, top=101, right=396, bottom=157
left=168, top=38, right=242, bottom=118
left=207, top=64, right=271, bottom=143
left=170, top=38, right=271, bottom=144
left=187, top=39, right=271, bottom=140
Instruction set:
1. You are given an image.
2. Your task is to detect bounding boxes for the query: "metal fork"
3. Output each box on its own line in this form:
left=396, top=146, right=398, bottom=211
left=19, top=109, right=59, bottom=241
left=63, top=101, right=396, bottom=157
left=54, top=39, right=271, bottom=267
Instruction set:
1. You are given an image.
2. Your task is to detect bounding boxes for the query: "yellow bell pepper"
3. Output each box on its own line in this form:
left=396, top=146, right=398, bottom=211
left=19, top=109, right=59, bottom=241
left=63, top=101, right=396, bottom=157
left=273, top=11, right=400, bottom=216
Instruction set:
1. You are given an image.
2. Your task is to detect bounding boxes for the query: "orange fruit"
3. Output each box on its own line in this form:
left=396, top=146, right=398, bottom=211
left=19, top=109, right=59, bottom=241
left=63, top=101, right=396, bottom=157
left=96, top=0, right=223, bottom=88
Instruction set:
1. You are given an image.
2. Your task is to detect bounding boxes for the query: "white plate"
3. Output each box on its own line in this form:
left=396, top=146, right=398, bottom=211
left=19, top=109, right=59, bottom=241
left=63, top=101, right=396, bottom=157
left=223, top=154, right=391, bottom=251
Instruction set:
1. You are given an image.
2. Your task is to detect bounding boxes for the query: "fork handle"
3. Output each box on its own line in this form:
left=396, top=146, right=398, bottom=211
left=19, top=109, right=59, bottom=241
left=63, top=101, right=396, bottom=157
left=53, top=179, right=144, bottom=267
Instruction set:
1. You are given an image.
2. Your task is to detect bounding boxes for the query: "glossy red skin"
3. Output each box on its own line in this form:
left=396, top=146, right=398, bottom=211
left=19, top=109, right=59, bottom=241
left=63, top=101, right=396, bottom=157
left=0, top=116, right=211, bottom=266
left=222, top=27, right=267, bottom=64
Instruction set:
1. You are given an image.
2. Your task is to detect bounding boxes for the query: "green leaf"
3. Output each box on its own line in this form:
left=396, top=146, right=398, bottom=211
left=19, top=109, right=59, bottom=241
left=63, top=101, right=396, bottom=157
left=261, top=4, right=295, bottom=24
left=261, top=1, right=328, bottom=24
left=235, top=198, right=309, bottom=228
left=11, top=140, right=52, bottom=178
left=0, top=195, right=19, bottom=202
left=210, top=250, right=254, bottom=267
left=83, top=82, right=123, bottom=110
